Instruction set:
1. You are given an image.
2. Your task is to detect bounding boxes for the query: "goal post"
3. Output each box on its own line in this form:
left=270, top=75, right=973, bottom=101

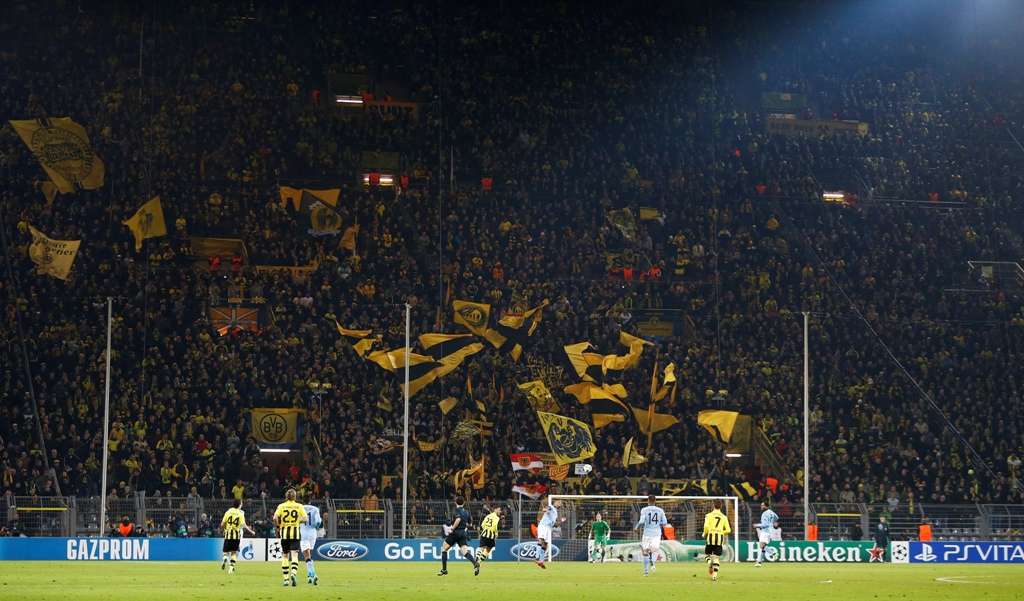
left=541, top=494, right=741, bottom=563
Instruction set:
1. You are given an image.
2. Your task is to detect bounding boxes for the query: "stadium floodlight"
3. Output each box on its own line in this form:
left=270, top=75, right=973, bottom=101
left=259, top=448, right=291, bottom=453
left=543, top=494, right=741, bottom=563
left=725, top=452, right=743, bottom=458
left=335, top=95, right=364, bottom=105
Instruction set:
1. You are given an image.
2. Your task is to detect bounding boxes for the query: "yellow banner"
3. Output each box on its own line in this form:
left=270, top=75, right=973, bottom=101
left=251, top=408, right=304, bottom=444
left=123, top=196, right=167, bottom=252
left=10, top=117, right=105, bottom=193
left=27, top=225, right=80, bottom=280
left=697, top=409, right=740, bottom=444
left=622, top=437, right=646, bottom=467
left=536, top=411, right=597, bottom=465
left=517, top=380, right=560, bottom=413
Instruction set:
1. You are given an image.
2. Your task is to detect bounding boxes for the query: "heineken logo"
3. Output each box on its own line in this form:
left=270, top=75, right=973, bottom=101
left=30, top=125, right=95, bottom=185
left=744, top=541, right=869, bottom=562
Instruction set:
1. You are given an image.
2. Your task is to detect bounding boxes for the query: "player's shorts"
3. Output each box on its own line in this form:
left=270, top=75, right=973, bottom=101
left=757, top=529, right=771, bottom=545
left=280, top=538, right=300, bottom=554
left=704, top=544, right=723, bottom=557
left=479, top=536, right=496, bottom=550
left=537, top=524, right=553, bottom=543
left=222, top=538, right=240, bottom=552
left=300, top=534, right=317, bottom=552
left=594, top=537, right=610, bottom=547
left=444, top=530, right=469, bottom=548
left=641, top=535, right=662, bottom=554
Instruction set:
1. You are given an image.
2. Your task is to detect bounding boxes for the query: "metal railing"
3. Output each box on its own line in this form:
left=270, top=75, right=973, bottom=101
left=1, top=496, right=1023, bottom=541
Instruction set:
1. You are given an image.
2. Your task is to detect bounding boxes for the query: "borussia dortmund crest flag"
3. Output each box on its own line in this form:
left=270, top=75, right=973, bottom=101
left=536, top=411, right=597, bottom=465
left=10, top=117, right=105, bottom=193
left=453, top=300, right=492, bottom=336
left=123, top=196, right=167, bottom=252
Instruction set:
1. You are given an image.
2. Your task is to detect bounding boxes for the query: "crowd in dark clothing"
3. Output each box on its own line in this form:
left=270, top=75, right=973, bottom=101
left=1, top=1, right=1023, bottom=527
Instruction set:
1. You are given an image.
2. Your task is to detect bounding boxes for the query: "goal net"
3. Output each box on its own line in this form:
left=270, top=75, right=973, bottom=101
left=538, top=495, right=740, bottom=563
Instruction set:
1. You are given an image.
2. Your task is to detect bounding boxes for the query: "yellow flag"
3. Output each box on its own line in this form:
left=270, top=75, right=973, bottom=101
left=548, top=464, right=570, bottom=481
left=438, top=397, right=459, bottom=415
left=417, top=437, right=445, bottom=452
left=453, top=300, right=492, bottom=336
left=517, top=380, right=560, bottom=413
left=279, top=186, right=340, bottom=210
left=697, top=410, right=740, bottom=444
left=251, top=408, right=304, bottom=444
left=340, top=224, right=359, bottom=252
left=123, top=196, right=167, bottom=251
left=40, top=181, right=59, bottom=206
left=622, top=437, right=647, bottom=467
left=453, top=457, right=486, bottom=490
left=536, top=411, right=597, bottom=465
left=631, top=405, right=679, bottom=434
left=27, top=225, right=81, bottom=280
left=638, top=207, right=662, bottom=221
left=10, top=117, right=105, bottom=193
left=564, top=342, right=597, bottom=382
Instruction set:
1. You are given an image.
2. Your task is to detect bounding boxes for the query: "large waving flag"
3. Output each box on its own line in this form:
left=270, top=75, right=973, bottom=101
left=10, top=117, right=105, bottom=193
left=27, top=225, right=80, bottom=280
left=536, top=411, right=597, bottom=465
left=123, top=196, right=167, bottom=252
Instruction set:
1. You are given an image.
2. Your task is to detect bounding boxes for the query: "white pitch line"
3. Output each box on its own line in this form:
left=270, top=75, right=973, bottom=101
left=935, top=576, right=987, bottom=584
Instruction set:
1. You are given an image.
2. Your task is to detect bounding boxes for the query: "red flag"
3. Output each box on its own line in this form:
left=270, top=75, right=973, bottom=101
left=512, top=483, right=547, bottom=499
left=481, top=177, right=493, bottom=192
left=510, top=453, right=545, bottom=473
left=755, top=183, right=767, bottom=195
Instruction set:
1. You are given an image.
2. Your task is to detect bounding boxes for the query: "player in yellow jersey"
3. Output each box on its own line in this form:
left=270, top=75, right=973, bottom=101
left=702, top=499, right=732, bottom=581
left=220, top=498, right=255, bottom=574
left=475, top=505, right=502, bottom=565
left=274, top=489, right=308, bottom=587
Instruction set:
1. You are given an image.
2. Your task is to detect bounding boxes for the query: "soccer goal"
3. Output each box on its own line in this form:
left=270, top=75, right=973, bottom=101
left=542, top=494, right=741, bottom=563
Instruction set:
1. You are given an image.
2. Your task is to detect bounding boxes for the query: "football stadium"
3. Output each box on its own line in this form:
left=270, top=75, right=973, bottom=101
left=1, top=0, right=1023, bottom=599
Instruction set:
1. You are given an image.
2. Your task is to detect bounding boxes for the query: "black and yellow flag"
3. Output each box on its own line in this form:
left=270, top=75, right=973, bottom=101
left=10, top=117, right=105, bottom=193
left=651, top=362, right=676, bottom=402
left=417, top=437, right=446, bottom=452
left=278, top=186, right=340, bottom=211
left=563, top=382, right=630, bottom=428
left=729, top=481, right=759, bottom=501
left=335, top=321, right=377, bottom=358
left=366, top=347, right=444, bottom=398
left=697, top=410, right=740, bottom=444
left=453, top=300, right=493, bottom=337
left=622, top=437, right=647, bottom=467
left=453, top=457, right=486, bottom=490
left=251, top=408, right=304, bottom=445
left=451, top=419, right=493, bottom=441
left=27, top=225, right=81, bottom=280
left=536, top=411, right=597, bottom=465
left=438, top=396, right=459, bottom=415
left=493, top=300, right=548, bottom=360
left=517, top=380, right=560, bottom=413
left=631, top=405, right=680, bottom=434
left=419, top=333, right=485, bottom=366
left=123, top=196, right=167, bottom=252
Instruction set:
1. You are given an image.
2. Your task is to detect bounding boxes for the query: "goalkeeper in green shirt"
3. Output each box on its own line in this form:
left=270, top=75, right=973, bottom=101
left=589, top=512, right=611, bottom=563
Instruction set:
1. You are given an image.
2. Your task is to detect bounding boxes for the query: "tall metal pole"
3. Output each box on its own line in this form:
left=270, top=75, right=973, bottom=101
left=802, top=311, right=810, bottom=535
left=99, top=297, right=113, bottom=536
left=401, top=303, right=411, bottom=538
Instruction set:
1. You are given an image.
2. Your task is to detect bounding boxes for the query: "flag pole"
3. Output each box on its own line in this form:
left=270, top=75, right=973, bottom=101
left=644, top=350, right=659, bottom=454
left=802, top=311, right=811, bottom=535
left=401, top=303, right=411, bottom=539
left=99, top=297, right=113, bottom=537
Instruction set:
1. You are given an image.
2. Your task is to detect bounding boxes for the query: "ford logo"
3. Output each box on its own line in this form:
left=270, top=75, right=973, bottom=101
left=316, top=541, right=369, bottom=561
left=510, top=542, right=559, bottom=560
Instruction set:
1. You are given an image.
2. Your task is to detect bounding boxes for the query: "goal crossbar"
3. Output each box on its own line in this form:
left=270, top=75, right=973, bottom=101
left=545, top=494, right=741, bottom=562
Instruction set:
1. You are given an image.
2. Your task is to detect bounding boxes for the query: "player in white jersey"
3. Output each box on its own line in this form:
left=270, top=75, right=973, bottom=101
left=300, top=501, right=323, bottom=585
left=634, top=495, right=669, bottom=577
left=754, top=501, right=779, bottom=566
left=535, top=498, right=562, bottom=569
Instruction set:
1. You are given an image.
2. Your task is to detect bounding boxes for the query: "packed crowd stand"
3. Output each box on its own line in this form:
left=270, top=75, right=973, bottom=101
left=2, top=2, right=1023, bottom=537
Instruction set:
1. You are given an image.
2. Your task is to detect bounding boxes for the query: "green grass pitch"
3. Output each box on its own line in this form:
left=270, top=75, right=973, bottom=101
left=0, top=561, right=1021, bottom=601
